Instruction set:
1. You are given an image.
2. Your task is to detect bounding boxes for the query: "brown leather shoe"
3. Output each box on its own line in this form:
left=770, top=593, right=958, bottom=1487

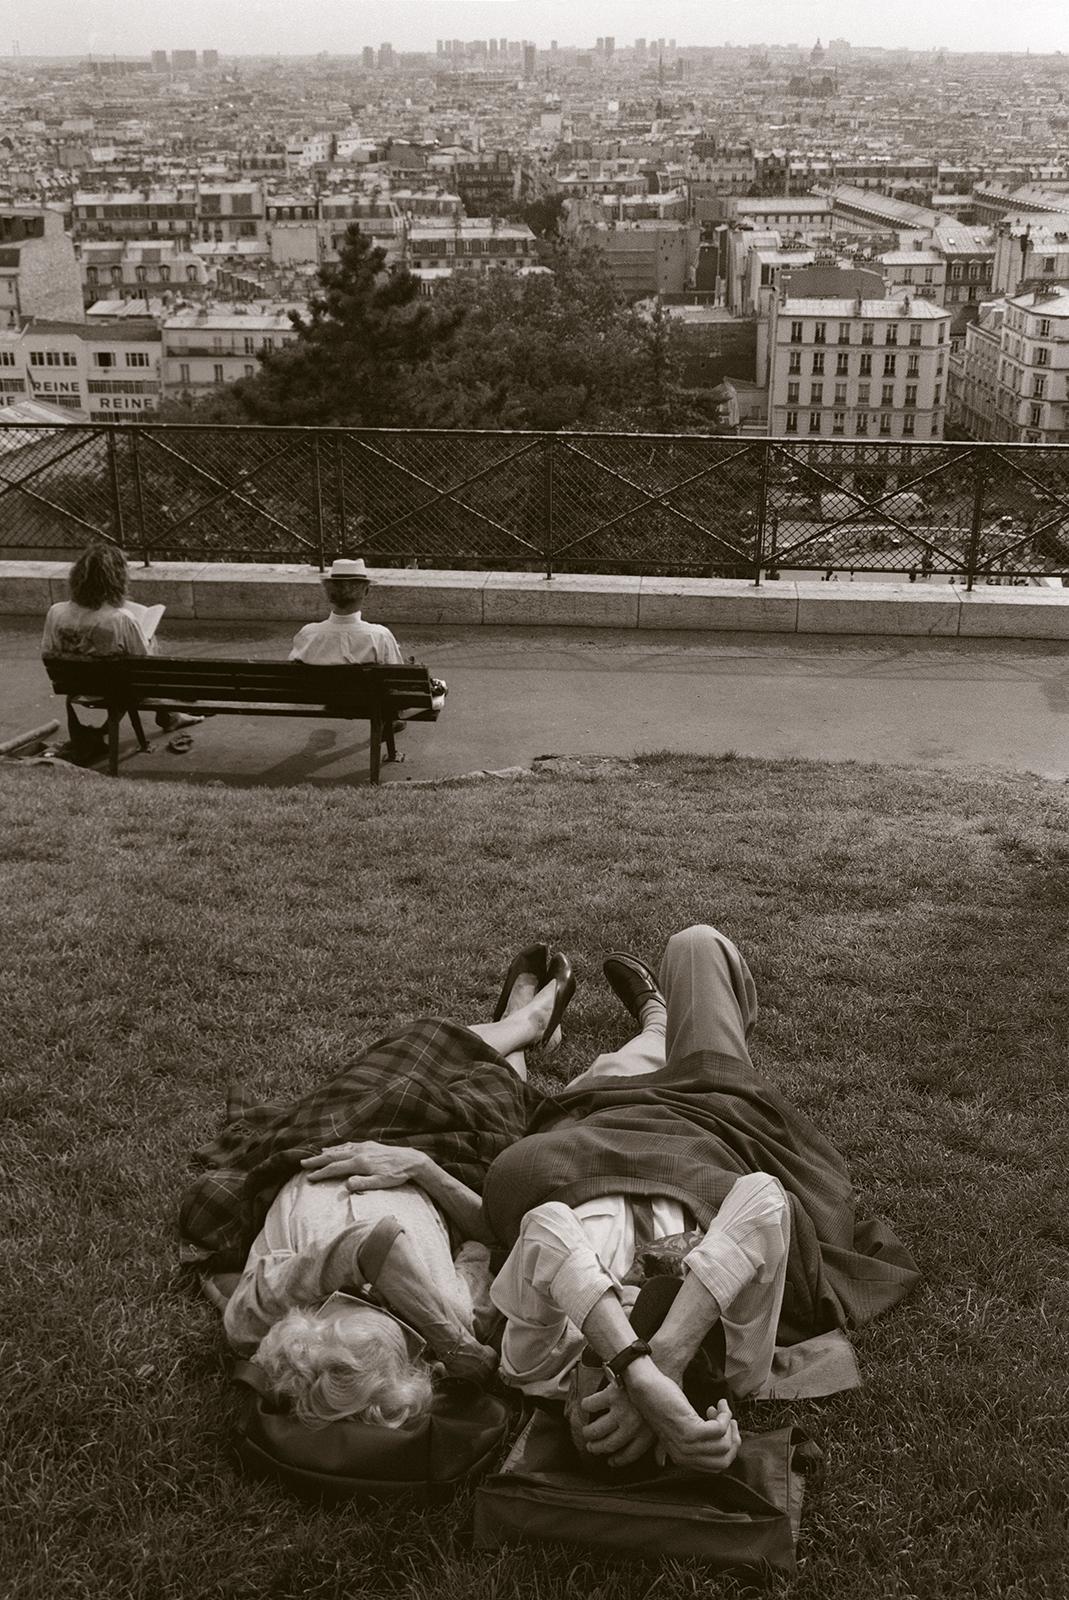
left=540, top=951, right=576, bottom=1054
left=602, top=952, right=665, bottom=1023
left=492, top=943, right=550, bottom=1021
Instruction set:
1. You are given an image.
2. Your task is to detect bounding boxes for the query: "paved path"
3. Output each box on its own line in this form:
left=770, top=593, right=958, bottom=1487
left=4, top=616, right=1067, bottom=786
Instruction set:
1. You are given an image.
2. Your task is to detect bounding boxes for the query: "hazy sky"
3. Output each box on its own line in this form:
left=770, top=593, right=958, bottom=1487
left=7, top=0, right=1069, bottom=59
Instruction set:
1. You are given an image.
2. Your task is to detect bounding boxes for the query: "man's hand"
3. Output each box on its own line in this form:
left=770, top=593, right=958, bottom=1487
left=625, top=1362, right=741, bottom=1474
left=579, top=1382, right=657, bottom=1467
left=301, top=1141, right=427, bottom=1191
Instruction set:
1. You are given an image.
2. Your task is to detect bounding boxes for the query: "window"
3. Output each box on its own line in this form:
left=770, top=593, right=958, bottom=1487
left=1037, top=318, right=1051, bottom=337
left=1034, top=376, right=1047, bottom=399
left=1036, top=347, right=1051, bottom=367
left=125, top=352, right=150, bottom=368
left=213, top=363, right=224, bottom=383
left=836, top=352, right=849, bottom=375
left=186, top=266, right=198, bottom=283
left=968, top=263, right=981, bottom=281
left=788, top=350, right=801, bottom=375
left=785, top=410, right=798, bottom=433
left=0, top=350, right=13, bottom=366
left=95, top=352, right=116, bottom=368
left=856, top=412, right=868, bottom=434
left=834, top=381, right=847, bottom=403
left=909, top=323, right=922, bottom=346
left=861, top=322, right=874, bottom=345
left=924, top=268, right=934, bottom=284
left=811, top=352, right=824, bottom=375
left=950, top=262, right=962, bottom=281
left=262, top=337, right=273, bottom=351
left=881, top=383, right=895, bottom=406
left=837, top=322, right=850, bottom=344
left=87, top=266, right=98, bottom=284
left=790, top=320, right=803, bottom=343
left=111, top=267, right=122, bottom=284
left=787, top=381, right=799, bottom=404
left=937, top=324, right=945, bottom=344
left=885, top=324, right=898, bottom=346
left=808, top=411, right=821, bottom=433
left=244, top=336, right=255, bottom=354
left=904, top=384, right=917, bottom=408
left=879, top=413, right=892, bottom=435
left=136, top=266, right=148, bottom=283
left=903, top=414, right=916, bottom=436
left=179, top=362, right=190, bottom=384
left=813, top=321, right=826, bottom=344
left=884, top=353, right=897, bottom=376
left=832, top=411, right=845, bottom=435
left=160, top=265, right=170, bottom=283
left=1041, top=259, right=1055, bottom=275
left=809, top=383, right=823, bottom=405
left=859, top=353, right=872, bottom=377
left=244, top=364, right=254, bottom=378
left=857, top=382, right=870, bottom=406
left=907, top=353, right=920, bottom=377
left=934, top=384, right=941, bottom=404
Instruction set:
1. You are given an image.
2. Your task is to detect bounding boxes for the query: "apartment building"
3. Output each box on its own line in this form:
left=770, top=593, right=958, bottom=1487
left=934, top=223, right=995, bottom=331
left=405, top=218, right=536, bottom=274
left=946, top=301, right=1005, bottom=440
left=161, top=305, right=298, bottom=400
left=991, top=219, right=1069, bottom=298
left=74, top=188, right=199, bottom=243
left=0, top=208, right=84, bottom=327
left=992, top=286, right=1069, bottom=443
left=768, top=294, right=950, bottom=442
left=0, top=319, right=162, bottom=421
left=80, top=240, right=212, bottom=304
left=878, top=249, right=946, bottom=304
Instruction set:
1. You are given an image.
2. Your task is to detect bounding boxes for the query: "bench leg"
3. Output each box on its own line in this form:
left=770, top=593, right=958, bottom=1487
left=384, top=720, right=397, bottom=762
left=369, top=714, right=382, bottom=784
left=66, top=698, right=83, bottom=742
left=106, top=708, right=122, bottom=777
left=128, top=707, right=150, bottom=752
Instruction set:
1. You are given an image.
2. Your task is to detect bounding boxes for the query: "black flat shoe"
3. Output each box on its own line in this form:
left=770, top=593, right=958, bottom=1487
left=602, top=952, right=665, bottom=1023
left=541, top=951, right=576, bottom=1054
left=492, top=942, right=550, bottom=1021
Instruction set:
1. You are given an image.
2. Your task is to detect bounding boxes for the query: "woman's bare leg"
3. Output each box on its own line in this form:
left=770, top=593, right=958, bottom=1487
left=468, top=979, right=556, bottom=1080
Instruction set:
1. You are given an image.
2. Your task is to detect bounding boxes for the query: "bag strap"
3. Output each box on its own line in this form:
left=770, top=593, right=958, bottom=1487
left=232, top=1358, right=272, bottom=1398
left=358, top=1216, right=406, bottom=1282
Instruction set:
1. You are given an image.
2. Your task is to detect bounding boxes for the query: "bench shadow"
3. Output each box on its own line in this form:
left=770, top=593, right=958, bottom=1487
left=113, top=722, right=411, bottom=789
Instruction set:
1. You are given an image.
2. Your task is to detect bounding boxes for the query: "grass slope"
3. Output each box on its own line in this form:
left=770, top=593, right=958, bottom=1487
left=1, top=756, right=1066, bottom=1600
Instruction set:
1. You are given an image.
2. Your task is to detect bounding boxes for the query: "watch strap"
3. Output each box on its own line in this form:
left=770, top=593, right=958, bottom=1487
left=604, top=1338, right=652, bottom=1381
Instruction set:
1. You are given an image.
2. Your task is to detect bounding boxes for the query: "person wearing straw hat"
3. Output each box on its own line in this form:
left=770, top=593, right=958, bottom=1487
left=289, top=558, right=404, bottom=666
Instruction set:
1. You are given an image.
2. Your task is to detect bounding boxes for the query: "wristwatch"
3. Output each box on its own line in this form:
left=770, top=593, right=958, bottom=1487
left=604, top=1339, right=652, bottom=1383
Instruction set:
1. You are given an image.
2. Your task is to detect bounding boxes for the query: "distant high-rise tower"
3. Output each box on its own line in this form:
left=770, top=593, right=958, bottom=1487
left=436, top=39, right=444, bottom=55
left=151, top=49, right=169, bottom=72
left=500, top=37, right=507, bottom=54
left=635, top=38, right=646, bottom=55
left=202, top=49, right=218, bottom=69
left=361, top=45, right=375, bottom=68
left=604, top=35, right=614, bottom=57
left=523, top=41, right=537, bottom=78
left=378, top=42, right=394, bottom=68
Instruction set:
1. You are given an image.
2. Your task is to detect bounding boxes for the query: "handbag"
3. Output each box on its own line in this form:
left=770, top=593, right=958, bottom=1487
left=474, top=1410, right=822, bottom=1576
left=233, top=1358, right=513, bottom=1503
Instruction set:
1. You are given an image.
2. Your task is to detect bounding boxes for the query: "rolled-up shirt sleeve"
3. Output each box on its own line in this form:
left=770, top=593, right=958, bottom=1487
left=223, top=1215, right=378, bottom=1356
left=491, top=1201, right=619, bottom=1396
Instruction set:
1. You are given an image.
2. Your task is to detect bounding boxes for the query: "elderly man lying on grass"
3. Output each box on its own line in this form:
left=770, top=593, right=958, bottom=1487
left=181, top=927, right=918, bottom=1465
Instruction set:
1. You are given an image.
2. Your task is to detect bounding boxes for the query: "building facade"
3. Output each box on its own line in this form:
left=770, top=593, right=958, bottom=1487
left=0, top=208, right=84, bottom=327
left=768, top=294, right=950, bottom=442
left=161, top=306, right=298, bottom=401
left=992, top=286, right=1069, bottom=443
left=0, top=319, right=161, bottom=421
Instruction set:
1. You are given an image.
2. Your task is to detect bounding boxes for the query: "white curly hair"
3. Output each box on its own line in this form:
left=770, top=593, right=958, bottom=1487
left=254, top=1304, right=435, bottom=1430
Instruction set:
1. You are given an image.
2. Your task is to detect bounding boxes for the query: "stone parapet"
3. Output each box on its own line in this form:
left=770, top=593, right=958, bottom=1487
left=3, top=561, right=1066, bottom=641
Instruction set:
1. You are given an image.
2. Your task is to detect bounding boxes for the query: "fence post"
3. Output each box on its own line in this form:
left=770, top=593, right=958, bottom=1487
left=334, top=435, right=347, bottom=551
left=965, top=449, right=986, bottom=593
left=752, top=441, right=770, bottom=586
left=542, top=434, right=555, bottom=580
left=310, top=435, right=326, bottom=571
left=129, top=429, right=150, bottom=566
left=105, top=428, right=126, bottom=549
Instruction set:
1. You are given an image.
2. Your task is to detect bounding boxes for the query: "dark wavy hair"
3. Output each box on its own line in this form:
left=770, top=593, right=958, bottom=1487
left=68, top=544, right=129, bottom=610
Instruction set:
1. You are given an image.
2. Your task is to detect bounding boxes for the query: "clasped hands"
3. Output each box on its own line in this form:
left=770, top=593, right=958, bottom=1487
left=301, top=1140, right=427, bottom=1191
left=580, top=1359, right=741, bottom=1475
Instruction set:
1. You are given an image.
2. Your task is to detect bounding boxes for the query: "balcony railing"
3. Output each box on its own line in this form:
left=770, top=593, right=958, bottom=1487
left=1, top=421, right=1068, bottom=588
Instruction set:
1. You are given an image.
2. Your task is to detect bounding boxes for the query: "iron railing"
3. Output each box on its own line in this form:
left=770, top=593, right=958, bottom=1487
left=2, top=422, right=1068, bottom=588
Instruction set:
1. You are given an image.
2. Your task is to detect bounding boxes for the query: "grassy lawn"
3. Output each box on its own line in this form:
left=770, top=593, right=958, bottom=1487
left=1, top=753, right=1066, bottom=1600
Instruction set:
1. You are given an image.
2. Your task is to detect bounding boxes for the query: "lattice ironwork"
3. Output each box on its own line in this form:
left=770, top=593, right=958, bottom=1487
left=2, top=422, right=1068, bottom=587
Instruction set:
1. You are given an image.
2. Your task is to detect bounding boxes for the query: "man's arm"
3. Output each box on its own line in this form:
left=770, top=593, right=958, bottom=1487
left=301, top=1141, right=492, bottom=1243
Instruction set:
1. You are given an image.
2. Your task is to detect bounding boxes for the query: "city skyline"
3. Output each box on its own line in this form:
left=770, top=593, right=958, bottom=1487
left=6, top=0, right=1069, bottom=61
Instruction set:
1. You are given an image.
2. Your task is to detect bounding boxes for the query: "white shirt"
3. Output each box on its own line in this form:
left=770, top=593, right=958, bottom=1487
left=223, top=1173, right=479, bottom=1356
left=42, top=601, right=152, bottom=658
left=289, top=611, right=404, bottom=666
left=490, top=1172, right=858, bottom=1402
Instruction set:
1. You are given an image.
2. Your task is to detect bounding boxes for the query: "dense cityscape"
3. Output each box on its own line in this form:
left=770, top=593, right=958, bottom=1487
left=1, top=36, right=1069, bottom=444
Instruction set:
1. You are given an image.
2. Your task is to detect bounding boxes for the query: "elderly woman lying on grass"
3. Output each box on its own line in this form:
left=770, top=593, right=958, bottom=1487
left=186, top=948, right=573, bottom=1431
left=182, top=928, right=918, bottom=1464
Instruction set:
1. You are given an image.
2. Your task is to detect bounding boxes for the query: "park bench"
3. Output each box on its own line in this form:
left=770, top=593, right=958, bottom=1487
left=42, top=656, right=443, bottom=783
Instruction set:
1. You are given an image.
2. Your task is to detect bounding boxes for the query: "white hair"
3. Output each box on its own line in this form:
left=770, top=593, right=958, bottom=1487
left=254, top=1305, right=435, bottom=1430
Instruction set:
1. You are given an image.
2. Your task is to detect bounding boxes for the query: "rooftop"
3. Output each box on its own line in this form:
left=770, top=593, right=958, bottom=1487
left=779, top=296, right=949, bottom=318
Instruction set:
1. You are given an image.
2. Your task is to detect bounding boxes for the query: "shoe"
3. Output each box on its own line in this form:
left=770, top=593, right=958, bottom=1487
left=541, top=951, right=576, bottom=1055
left=492, top=942, right=550, bottom=1022
left=602, top=952, right=665, bottom=1023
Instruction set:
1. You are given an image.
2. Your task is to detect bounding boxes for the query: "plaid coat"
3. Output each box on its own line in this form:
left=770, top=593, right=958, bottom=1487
left=481, top=1052, right=921, bottom=1346
left=179, top=1019, right=542, bottom=1273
